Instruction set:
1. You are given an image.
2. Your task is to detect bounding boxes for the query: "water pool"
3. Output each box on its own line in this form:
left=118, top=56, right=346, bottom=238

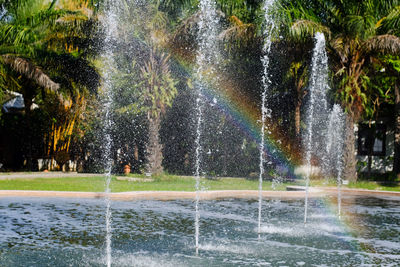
left=0, top=195, right=399, bottom=266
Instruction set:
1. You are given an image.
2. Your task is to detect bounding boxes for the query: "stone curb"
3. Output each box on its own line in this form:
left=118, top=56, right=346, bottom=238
left=1, top=187, right=399, bottom=200
left=0, top=190, right=325, bottom=200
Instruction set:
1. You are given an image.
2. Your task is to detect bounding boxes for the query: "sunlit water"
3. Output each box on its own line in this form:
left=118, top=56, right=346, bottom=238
left=258, top=0, right=276, bottom=237
left=101, top=1, right=122, bottom=265
left=194, top=0, right=220, bottom=253
left=1, top=196, right=399, bottom=266
left=304, top=32, right=330, bottom=223
left=326, top=104, right=345, bottom=217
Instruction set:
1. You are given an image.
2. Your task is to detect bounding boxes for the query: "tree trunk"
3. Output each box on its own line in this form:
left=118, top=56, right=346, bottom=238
left=134, top=144, right=139, bottom=161
left=294, top=76, right=304, bottom=147
left=295, top=98, right=301, bottom=137
left=146, top=112, right=163, bottom=175
left=342, top=114, right=358, bottom=182
left=393, top=84, right=400, bottom=178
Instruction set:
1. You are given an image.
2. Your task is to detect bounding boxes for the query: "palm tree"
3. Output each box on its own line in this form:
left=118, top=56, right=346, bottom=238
left=108, top=0, right=178, bottom=175
left=0, top=0, right=100, bottom=169
left=0, top=1, right=63, bottom=94
left=278, top=0, right=400, bottom=181
left=140, top=50, right=177, bottom=175
left=285, top=60, right=308, bottom=137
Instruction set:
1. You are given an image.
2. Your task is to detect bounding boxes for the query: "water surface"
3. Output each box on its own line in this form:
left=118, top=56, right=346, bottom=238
left=0, top=196, right=399, bottom=266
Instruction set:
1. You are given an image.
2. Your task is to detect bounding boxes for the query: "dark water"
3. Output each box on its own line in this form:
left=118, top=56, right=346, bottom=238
left=0, top=196, right=399, bottom=266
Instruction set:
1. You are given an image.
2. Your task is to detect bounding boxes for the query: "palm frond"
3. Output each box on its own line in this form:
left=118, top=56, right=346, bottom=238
left=344, top=15, right=377, bottom=39
left=219, top=15, right=256, bottom=44
left=140, top=50, right=177, bottom=115
left=169, top=11, right=200, bottom=53
left=171, top=8, right=224, bottom=42
left=2, top=54, right=60, bottom=91
left=381, top=5, right=400, bottom=33
left=0, top=8, right=87, bottom=56
left=160, top=0, right=197, bottom=13
left=330, top=35, right=350, bottom=63
left=0, top=24, right=39, bottom=50
left=290, top=19, right=331, bottom=40
left=319, top=0, right=344, bottom=23
left=365, top=34, right=400, bottom=54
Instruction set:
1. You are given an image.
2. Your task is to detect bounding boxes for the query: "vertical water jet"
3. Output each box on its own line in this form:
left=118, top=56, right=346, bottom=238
left=304, top=32, right=329, bottom=224
left=194, top=0, right=219, bottom=254
left=258, top=0, right=276, bottom=237
left=326, top=104, right=345, bottom=217
left=100, top=1, right=121, bottom=265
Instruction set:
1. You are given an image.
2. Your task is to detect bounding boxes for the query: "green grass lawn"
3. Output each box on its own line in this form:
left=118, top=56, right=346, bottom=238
left=0, top=174, right=399, bottom=192
left=347, top=181, right=400, bottom=192
left=309, top=178, right=400, bottom=192
left=0, top=174, right=290, bottom=192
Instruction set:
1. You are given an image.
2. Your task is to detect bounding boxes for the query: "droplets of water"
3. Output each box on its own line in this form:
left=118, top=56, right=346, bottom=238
left=258, top=0, right=276, bottom=237
left=304, top=32, right=330, bottom=223
left=325, top=104, right=345, bottom=217
left=100, top=1, right=123, bottom=266
left=194, top=0, right=220, bottom=254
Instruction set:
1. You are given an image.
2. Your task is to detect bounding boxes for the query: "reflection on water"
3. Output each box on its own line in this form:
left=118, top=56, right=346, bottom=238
left=0, top=196, right=399, bottom=266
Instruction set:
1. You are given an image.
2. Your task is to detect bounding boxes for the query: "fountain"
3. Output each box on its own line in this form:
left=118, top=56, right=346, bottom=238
left=326, top=104, right=345, bottom=217
left=1, top=1, right=400, bottom=267
left=258, top=0, right=276, bottom=237
left=303, top=32, right=329, bottom=223
left=100, top=1, right=122, bottom=265
left=1, top=197, right=400, bottom=266
left=194, top=0, right=220, bottom=254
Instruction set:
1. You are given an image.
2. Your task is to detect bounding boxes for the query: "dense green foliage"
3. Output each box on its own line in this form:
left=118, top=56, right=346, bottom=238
left=0, top=0, right=100, bottom=170
left=277, top=0, right=400, bottom=180
left=278, top=0, right=400, bottom=119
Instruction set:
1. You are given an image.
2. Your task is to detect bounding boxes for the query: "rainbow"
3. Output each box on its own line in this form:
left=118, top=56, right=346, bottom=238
left=174, top=57, right=302, bottom=180
left=320, top=196, right=371, bottom=252
left=200, top=82, right=299, bottom=179
left=172, top=58, right=376, bottom=255
left=169, top=37, right=304, bottom=180
left=174, top=55, right=375, bottom=252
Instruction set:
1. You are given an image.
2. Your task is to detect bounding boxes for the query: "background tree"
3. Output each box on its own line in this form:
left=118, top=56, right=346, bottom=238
left=140, top=51, right=177, bottom=174
left=279, top=0, right=400, bottom=181
left=0, top=0, right=100, bottom=170
left=97, top=0, right=179, bottom=175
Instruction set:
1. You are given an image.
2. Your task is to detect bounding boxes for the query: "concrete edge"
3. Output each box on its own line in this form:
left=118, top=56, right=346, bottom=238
left=0, top=188, right=399, bottom=200
left=317, top=187, right=400, bottom=197
left=0, top=190, right=325, bottom=200
left=288, top=186, right=400, bottom=197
